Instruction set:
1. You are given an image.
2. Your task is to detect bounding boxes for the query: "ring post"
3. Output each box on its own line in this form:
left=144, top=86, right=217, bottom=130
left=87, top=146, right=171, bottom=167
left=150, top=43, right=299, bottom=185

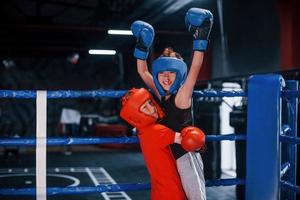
left=246, top=74, right=284, bottom=200
left=282, top=80, right=298, bottom=200
left=36, top=91, right=47, bottom=200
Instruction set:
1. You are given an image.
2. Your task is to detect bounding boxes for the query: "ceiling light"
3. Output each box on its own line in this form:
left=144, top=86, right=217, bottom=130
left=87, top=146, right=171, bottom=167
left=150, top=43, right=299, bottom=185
left=107, top=30, right=133, bottom=35
left=88, top=49, right=116, bottom=55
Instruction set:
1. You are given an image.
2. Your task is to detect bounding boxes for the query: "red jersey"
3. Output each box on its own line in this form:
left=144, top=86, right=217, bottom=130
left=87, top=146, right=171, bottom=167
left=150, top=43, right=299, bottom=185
left=139, top=124, right=187, bottom=200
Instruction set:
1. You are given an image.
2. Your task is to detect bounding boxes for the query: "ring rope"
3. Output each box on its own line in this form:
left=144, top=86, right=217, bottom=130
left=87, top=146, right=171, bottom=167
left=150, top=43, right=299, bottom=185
left=0, top=76, right=297, bottom=198
left=0, top=178, right=244, bottom=196
left=205, top=178, right=245, bottom=187
left=0, top=137, right=139, bottom=146
left=0, top=183, right=150, bottom=196
left=205, top=133, right=246, bottom=141
left=193, top=90, right=246, bottom=97
left=281, top=90, right=300, bottom=98
left=0, top=134, right=246, bottom=146
left=280, top=135, right=300, bottom=145
left=280, top=180, right=300, bottom=194
left=0, top=90, right=126, bottom=99
left=0, top=89, right=246, bottom=98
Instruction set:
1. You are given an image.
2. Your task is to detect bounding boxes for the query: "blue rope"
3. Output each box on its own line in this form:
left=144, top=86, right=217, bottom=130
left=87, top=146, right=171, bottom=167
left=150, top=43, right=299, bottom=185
left=206, top=134, right=246, bottom=141
left=0, top=89, right=246, bottom=99
left=206, top=178, right=245, bottom=187
left=0, top=134, right=246, bottom=146
left=0, top=179, right=245, bottom=196
left=0, top=183, right=150, bottom=196
left=280, top=180, right=300, bottom=194
left=280, top=135, right=300, bottom=145
left=0, top=137, right=139, bottom=146
left=2, top=89, right=299, bottom=99
left=0, top=90, right=127, bottom=99
left=281, top=90, right=300, bottom=99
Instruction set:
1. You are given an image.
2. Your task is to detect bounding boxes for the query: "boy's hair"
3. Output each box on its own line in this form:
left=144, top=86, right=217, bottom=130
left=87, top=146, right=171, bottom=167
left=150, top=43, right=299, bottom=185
left=120, top=88, right=164, bottom=129
left=161, top=47, right=183, bottom=60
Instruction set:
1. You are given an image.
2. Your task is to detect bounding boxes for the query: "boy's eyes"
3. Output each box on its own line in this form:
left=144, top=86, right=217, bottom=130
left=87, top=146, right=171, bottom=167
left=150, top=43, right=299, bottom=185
left=149, top=101, right=154, bottom=106
left=142, top=104, right=147, bottom=109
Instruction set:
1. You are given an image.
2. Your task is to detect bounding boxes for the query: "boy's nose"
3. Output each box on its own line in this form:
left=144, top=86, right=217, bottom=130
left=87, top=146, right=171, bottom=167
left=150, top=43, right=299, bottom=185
left=148, top=106, right=155, bottom=112
left=163, top=72, right=170, bottom=77
left=147, top=105, right=155, bottom=113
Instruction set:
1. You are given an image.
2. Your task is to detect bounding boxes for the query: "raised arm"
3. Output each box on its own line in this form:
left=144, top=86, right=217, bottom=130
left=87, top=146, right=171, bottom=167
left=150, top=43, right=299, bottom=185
left=131, top=21, right=160, bottom=97
left=176, top=8, right=213, bottom=107
left=137, top=59, right=160, bottom=97
left=180, top=51, right=204, bottom=99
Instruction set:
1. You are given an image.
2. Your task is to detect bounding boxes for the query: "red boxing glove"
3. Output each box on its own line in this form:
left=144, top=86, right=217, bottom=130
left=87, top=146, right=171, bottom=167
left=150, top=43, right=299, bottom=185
left=181, top=126, right=205, bottom=152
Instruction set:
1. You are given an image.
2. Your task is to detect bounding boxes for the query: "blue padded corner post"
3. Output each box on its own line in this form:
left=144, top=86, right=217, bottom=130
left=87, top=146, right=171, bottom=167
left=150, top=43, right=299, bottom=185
left=246, top=74, right=284, bottom=200
left=282, top=80, right=298, bottom=200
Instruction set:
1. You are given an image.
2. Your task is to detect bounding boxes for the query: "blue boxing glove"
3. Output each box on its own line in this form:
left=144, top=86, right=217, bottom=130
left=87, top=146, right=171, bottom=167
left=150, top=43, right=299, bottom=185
left=185, top=8, right=213, bottom=51
left=131, top=20, right=155, bottom=60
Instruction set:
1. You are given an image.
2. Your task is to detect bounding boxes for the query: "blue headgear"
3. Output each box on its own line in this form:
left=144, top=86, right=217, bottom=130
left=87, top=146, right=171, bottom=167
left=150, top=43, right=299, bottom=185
left=152, top=57, right=187, bottom=96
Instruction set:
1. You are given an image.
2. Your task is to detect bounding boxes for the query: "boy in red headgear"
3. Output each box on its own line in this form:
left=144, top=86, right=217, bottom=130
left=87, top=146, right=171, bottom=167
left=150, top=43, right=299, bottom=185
left=120, top=88, right=205, bottom=200
left=131, top=8, right=213, bottom=200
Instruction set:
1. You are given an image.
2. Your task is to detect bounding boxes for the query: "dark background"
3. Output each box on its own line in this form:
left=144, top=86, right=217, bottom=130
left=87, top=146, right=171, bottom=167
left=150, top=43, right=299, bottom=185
left=0, top=0, right=299, bottom=136
left=1, top=0, right=299, bottom=86
left=0, top=1, right=300, bottom=199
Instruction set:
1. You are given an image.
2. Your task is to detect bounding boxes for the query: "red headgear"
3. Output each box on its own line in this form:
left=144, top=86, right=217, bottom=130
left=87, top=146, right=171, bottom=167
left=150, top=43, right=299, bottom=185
left=120, top=88, right=164, bottom=129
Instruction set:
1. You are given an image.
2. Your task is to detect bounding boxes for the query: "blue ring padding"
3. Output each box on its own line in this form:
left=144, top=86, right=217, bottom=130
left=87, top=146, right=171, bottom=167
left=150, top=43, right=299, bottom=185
left=0, top=90, right=246, bottom=98
left=0, top=134, right=245, bottom=146
left=280, top=181, right=300, bottom=194
left=280, top=135, right=300, bottom=145
left=0, top=179, right=245, bottom=196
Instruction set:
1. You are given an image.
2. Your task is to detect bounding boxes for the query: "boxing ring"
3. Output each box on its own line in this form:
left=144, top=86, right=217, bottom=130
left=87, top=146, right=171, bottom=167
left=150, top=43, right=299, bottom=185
left=0, top=74, right=299, bottom=200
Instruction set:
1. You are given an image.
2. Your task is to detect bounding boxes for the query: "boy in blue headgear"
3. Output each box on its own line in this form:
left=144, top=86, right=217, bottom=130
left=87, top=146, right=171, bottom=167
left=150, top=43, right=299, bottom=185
left=131, top=7, right=213, bottom=200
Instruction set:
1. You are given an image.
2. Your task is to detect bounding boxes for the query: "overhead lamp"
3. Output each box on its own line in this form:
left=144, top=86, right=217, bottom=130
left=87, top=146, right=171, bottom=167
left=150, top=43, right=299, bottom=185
left=88, top=49, right=116, bottom=55
left=107, top=30, right=133, bottom=35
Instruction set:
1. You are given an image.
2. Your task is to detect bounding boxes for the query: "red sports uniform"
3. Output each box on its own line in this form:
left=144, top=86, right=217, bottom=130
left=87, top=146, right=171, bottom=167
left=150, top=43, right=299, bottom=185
left=120, top=88, right=200, bottom=200
left=139, top=124, right=187, bottom=200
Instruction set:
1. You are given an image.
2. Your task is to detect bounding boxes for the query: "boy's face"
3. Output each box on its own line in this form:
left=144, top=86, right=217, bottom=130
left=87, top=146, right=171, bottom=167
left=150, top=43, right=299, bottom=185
left=157, top=71, right=176, bottom=92
left=139, top=99, right=159, bottom=119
